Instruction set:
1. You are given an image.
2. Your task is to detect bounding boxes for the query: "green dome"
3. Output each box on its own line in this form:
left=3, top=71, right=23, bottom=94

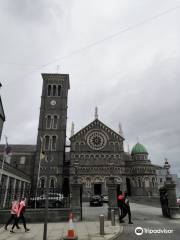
left=131, top=142, right=148, bottom=155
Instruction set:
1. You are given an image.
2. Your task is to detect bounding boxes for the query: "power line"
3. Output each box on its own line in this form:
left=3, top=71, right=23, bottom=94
left=1, top=5, right=179, bottom=71
left=42, top=5, right=180, bottom=67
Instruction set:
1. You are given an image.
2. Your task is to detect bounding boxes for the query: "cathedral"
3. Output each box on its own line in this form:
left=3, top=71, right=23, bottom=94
left=0, top=73, right=159, bottom=198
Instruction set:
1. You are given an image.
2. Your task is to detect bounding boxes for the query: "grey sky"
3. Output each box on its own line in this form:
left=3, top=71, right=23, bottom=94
left=0, top=0, right=179, bottom=176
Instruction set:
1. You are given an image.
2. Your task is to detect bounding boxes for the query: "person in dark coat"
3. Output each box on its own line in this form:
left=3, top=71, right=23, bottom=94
left=117, top=191, right=126, bottom=223
left=124, top=191, right=133, bottom=224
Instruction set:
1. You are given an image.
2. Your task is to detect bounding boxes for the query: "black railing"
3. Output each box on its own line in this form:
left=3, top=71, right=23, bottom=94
left=0, top=187, right=70, bottom=209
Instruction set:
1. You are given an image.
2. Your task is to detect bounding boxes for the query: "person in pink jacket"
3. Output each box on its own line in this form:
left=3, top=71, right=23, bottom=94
left=4, top=197, right=20, bottom=230
left=10, top=198, right=30, bottom=233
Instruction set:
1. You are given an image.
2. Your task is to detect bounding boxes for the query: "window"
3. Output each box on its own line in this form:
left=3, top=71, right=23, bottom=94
left=50, top=178, right=55, bottom=188
left=160, top=178, right=162, bottom=183
left=58, top=85, right=61, bottom=96
left=39, top=177, right=45, bottom=188
left=53, top=115, right=58, bottom=129
left=53, top=85, right=57, bottom=96
left=52, top=136, right=57, bottom=150
left=20, top=156, right=26, bottom=165
left=45, top=135, right=50, bottom=150
left=46, top=115, right=52, bottom=129
left=47, top=85, right=52, bottom=96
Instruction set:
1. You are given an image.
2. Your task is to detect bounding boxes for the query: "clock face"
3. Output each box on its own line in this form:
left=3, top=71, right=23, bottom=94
left=50, top=100, right=56, bottom=106
left=86, top=130, right=107, bottom=150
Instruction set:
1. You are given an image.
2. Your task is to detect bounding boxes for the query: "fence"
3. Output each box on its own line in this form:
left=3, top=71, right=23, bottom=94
left=0, top=187, right=70, bottom=209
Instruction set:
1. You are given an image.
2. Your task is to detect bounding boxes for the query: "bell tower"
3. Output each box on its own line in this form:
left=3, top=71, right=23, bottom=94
left=33, top=73, right=70, bottom=190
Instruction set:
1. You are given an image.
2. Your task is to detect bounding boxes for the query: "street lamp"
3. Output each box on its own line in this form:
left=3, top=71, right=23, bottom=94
left=73, top=159, right=79, bottom=184
left=109, top=159, right=115, bottom=183
left=164, top=158, right=171, bottom=176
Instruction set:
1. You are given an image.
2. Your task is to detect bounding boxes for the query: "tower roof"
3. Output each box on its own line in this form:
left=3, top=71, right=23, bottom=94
left=131, top=142, right=148, bottom=155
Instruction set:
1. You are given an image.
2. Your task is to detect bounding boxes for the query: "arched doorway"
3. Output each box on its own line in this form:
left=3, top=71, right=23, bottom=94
left=126, top=178, right=131, bottom=196
left=62, top=178, right=69, bottom=197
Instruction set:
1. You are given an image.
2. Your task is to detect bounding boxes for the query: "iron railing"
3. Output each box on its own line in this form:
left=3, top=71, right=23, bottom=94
left=0, top=187, right=70, bottom=209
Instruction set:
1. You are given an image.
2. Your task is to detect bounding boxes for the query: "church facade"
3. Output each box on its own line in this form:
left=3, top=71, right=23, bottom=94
left=0, top=73, right=160, bottom=198
left=69, top=118, right=158, bottom=198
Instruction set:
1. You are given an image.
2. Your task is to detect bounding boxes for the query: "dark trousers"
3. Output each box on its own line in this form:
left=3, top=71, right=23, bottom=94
left=12, top=213, right=27, bottom=230
left=119, top=205, right=132, bottom=223
left=5, top=214, right=19, bottom=228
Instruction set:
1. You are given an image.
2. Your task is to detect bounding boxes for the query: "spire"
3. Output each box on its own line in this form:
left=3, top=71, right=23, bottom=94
left=95, top=106, right=98, bottom=120
left=127, top=144, right=130, bottom=154
left=70, top=121, right=75, bottom=137
left=118, top=122, right=123, bottom=136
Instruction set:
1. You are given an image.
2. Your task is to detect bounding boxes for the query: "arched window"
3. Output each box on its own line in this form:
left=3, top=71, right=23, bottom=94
left=53, top=115, right=58, bottom=129
left=39, top=177, right=45, bottom=188
left=53, top=85, right=57, bottom=96
left=58, top=85, right=61, bottom=96
left=49, top=178, right=55, bottom=188
left=46, top=115, right=52, bottom=129
left=47, top=85, right=52, bottom=96
left=52, top=136, right=57, bottom=150
left=86, top=178, right=91, bottom=188
left=152, top=177, right=155, bottom=187
left=45, top=135, right=50, bottom=150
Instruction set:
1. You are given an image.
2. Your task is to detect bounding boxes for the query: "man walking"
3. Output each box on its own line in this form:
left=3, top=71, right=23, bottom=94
left=10, top=198, right=30, bottom=233
left=117, top=191, right=126, bottom=223
left=4, top=196, right=20, bottom=230
left=124, top=191, right=133, bottom=224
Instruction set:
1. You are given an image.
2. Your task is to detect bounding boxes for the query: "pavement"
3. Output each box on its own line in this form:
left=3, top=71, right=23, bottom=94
left=0, top=202, right=180, bottom=240
left=0, top=221, right=122, bottom=240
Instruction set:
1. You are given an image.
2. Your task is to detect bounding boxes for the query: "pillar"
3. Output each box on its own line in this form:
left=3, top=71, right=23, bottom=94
left=3, top=176, right=9, bottom=208
left=165, top=175, right=180, bottom=219
left=70, top=183, right=82, bottom=221
left=107, top=177, right=118, bottom=220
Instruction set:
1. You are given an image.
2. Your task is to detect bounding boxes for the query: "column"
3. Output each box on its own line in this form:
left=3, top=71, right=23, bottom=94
left=70, top=183, right=82, bottom=221
left=3, top=175, right=9, bottom=208
left=107, top=178, right=118, bottom=220
left=164, top=175, right=180, bottom=219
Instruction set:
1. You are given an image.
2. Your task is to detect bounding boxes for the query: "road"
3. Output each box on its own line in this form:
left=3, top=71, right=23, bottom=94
left=82, top=202, right=180, bottom=240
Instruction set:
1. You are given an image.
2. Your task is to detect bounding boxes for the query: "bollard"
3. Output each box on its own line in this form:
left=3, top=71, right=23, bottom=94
left=99, top=214, right=104, bottom=235
left=111, top=209, right=115, bottom=226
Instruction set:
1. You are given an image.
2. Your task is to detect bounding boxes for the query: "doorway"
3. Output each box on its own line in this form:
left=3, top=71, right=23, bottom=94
left=94, top=184, right=102, bottom=195
left=126, top=178, right=131, bottom=196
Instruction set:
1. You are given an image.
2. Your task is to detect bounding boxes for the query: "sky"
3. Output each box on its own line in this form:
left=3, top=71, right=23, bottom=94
left=0, top=0, right=180, bottom=176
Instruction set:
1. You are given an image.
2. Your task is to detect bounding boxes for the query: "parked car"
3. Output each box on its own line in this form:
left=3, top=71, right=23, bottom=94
left=177, top=197, right=180, bottom=206
left=29, top=193, right=64, bottom=208
left=101, top=195, right=109, bottom=203
left=90, top=195, right=103, bottom=206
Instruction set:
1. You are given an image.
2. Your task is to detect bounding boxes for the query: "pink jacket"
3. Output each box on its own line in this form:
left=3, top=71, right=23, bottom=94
left=17, top=200, right=25, bottom=217
left=11, top=201, right=19, bottom=215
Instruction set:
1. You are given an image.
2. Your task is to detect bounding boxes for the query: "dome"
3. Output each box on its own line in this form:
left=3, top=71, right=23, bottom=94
left=131, top=142, right=148, bottom=155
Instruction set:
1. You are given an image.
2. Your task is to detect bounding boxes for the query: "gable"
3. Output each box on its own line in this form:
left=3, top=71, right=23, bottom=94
left=70, top=119, right=124, bottom=143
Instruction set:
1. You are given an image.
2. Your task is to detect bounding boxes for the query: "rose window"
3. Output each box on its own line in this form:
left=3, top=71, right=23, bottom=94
left=87, top=131, right=107, bottom=150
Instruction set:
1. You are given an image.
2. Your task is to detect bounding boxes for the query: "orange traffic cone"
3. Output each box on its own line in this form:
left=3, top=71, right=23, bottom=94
left=63, top=213, right=78, bottom=240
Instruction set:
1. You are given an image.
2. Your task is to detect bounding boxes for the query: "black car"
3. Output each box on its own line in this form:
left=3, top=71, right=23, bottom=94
left=90, top=195, right=103, bottom=206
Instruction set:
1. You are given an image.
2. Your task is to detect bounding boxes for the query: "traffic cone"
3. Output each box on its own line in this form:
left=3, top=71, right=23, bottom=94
left=63, top=213, right=78, bottom=240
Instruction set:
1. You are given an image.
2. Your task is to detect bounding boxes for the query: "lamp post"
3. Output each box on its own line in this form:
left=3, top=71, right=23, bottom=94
left=109, top=159, right=115, bottom=184
left=73, top=159, right=79, bottom=183
left=43, top=148, right=51, bottom=240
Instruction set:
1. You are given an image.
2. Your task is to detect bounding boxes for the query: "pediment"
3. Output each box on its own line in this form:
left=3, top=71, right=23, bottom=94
left=70, top=119, right=124, bottom=142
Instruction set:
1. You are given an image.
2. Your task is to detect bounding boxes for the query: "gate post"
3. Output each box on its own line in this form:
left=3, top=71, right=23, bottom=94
left=70, top=183, right=82, bottom=221
left=107, top=177, right=118, bottom=220
left=164, top=175, right=180, bottom=219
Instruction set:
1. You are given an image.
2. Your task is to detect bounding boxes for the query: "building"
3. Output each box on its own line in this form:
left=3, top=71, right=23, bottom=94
left=69, top=117, right=158, bottom=198
left=1, top=73, right=177, bottom=201
left=0, top=83, right=5, bottom=141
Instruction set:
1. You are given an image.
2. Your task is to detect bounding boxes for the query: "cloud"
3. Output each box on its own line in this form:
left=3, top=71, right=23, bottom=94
left=0, top=0, right=179, bottom=177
